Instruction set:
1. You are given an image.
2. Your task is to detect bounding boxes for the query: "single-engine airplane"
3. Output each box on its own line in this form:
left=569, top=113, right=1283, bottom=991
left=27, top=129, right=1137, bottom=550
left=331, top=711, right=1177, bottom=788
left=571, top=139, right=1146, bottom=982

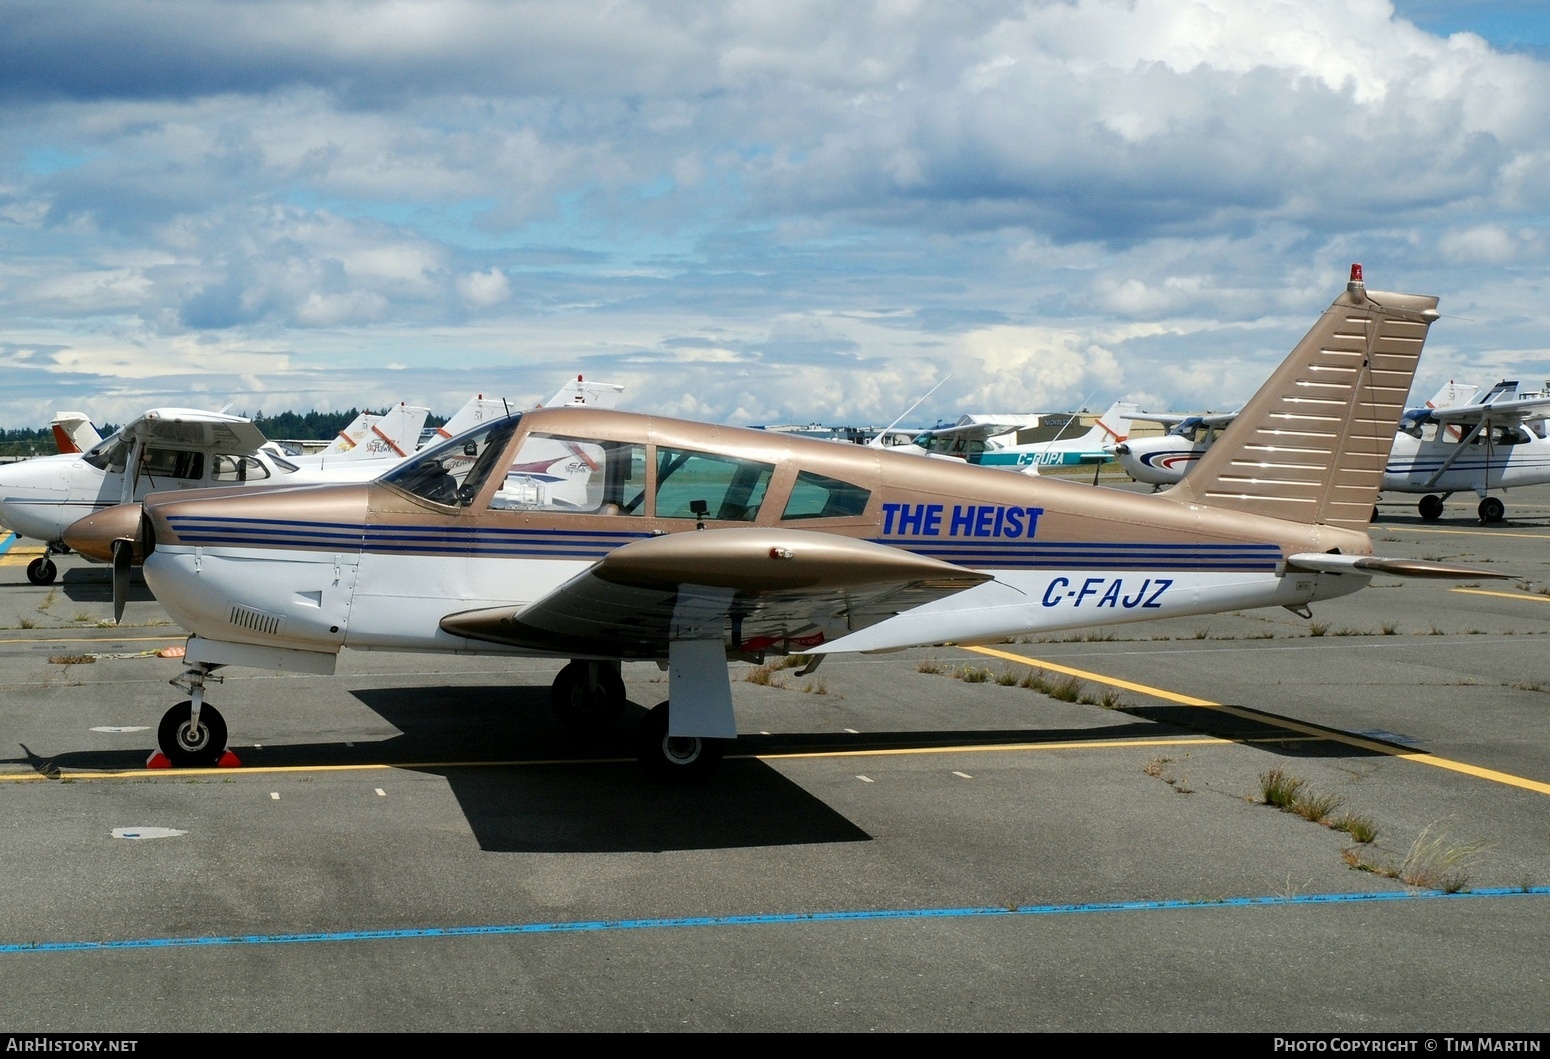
left=68, top=267, right=1506, bottom=780
left=900, top=400, right=1137, bottom=472
left=0, top=408, right=423, bottom=586
left=1112, top=381, right=1478, bottom=489
left=1387, top=379, right=1550, bottom=522
left=1113, top=377, right=1550, bottom=522
left=50, top=411, right=103, bottom=455
left=4, top=377, right=621, bottom=586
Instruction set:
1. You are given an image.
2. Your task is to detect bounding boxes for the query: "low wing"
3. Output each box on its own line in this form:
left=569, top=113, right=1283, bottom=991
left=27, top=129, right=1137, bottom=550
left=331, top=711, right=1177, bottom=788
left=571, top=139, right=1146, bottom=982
left=439, top=527, right=991, bottom=658
left=126, top=408, right=270, bottom=455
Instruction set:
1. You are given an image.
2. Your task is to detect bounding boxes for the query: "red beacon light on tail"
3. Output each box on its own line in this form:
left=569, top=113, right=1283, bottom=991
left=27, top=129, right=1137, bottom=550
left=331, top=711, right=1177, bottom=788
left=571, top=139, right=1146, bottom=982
left=1348, top=262, right=1365, bottom=297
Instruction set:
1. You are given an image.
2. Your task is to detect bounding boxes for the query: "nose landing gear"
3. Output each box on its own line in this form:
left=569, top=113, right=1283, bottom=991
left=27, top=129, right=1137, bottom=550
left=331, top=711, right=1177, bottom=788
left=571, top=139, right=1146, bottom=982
left=158, top=663, right=230, bottom=767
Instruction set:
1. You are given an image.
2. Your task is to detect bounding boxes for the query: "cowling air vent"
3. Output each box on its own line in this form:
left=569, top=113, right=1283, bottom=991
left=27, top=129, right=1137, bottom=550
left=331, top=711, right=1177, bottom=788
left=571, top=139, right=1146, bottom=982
left=228, top=605, right=281, bottom=637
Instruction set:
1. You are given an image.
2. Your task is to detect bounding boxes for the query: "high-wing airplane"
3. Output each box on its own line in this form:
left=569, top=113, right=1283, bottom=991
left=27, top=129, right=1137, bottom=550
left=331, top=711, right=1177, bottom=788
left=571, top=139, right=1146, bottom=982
left=1113, top=381, right=1479, bottom=489
left=1388, top=379, right=1550, bottom=522
left=49, top=411, right=103, bottom=455
left=899, top=400, right=1138, bottom=472
left=0, top=408, right=407, bottom=586
left=1107, top=410, right=1243, bottom=487
left=3, top=378, right=623, bottom=586
left=64, top=266, right=1507, bottom=781
left=1112, top=377, right=1550, bottom=522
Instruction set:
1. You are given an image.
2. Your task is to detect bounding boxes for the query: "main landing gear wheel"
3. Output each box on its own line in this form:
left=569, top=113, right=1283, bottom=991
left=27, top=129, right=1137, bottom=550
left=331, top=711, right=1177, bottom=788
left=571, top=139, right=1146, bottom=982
left=1478, top=496, right=1506, bottom=523
left=1418, top=494, right=1445, bottom=521
left=26, top=556, right=57, bottom=586
left=550, top=660, right=626, bottom=732
left=157, top=700, right=228, bottom=767
left=636, top=701, right=725, bottom=783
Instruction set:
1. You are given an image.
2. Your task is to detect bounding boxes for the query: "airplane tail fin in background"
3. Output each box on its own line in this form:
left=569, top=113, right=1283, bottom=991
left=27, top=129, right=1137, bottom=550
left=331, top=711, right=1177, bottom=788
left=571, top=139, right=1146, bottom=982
left=544, top=375, right=625, bottom=411
left=1084, top=400, right=1137, bottom=447
left=321, top=404, right=431, bottom=459
left=51, top=411, right=101, bottom=454
left=1163, top=265, right=1439, bottom=531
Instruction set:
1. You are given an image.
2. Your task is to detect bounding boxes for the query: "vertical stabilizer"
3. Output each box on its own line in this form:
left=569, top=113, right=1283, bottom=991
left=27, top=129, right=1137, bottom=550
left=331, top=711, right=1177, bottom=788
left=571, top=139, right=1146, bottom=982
left=1163, top=266, right=1439, bottom=530
left=50, top=411, right=101, bottom=454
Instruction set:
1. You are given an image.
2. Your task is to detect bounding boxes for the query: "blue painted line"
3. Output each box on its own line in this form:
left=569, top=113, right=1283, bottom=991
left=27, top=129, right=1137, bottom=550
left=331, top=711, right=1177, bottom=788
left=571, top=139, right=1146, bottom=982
left=0, top=531, right=13, bottom=556
left=4, top=887, right=1546, bottom=954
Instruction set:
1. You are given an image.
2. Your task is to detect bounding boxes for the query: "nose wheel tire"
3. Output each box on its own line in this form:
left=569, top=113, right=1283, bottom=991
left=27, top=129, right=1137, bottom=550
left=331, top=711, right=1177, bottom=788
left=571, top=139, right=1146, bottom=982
left=1478, top=496, right=1505, bottom=523
left=636, top=701, right=725, bottom=783
left=26, top=557, right=57, bottom=585
left=157, top=700, right=228, bottom=767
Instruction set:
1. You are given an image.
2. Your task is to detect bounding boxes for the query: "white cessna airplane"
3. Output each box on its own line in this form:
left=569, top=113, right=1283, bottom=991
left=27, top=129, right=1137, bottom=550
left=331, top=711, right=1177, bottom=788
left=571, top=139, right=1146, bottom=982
left=1112, top=376, right=1550, bottom=523
left=1, top=377, right=621, bottom=585
left=895, top=400, right=1138, bottom=473
left=64, top=266, right=1507, bottom=779
left=1112, top=381, right=1479, bottom=487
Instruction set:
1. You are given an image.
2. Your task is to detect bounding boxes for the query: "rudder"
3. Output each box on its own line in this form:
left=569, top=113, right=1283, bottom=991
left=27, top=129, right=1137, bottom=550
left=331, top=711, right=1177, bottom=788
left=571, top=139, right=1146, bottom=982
left=1163, top=266, right=1440, bottom=530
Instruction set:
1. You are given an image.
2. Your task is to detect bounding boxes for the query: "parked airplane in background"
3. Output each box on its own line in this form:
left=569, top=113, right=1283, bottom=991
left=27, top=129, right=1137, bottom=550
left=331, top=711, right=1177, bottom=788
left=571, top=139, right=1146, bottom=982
left=49, top=412, right=103, bottom=455
left=0, top=409, right=411, bottom=586
left=65, top=267, right=1505, bottom=780
left=1388, top=380, right=1550, bottom=522
left=1114, top=378, right=1550, bottom=522
left=1113, top=382, right=1480, bottom=488
left=2, top=377, right=623, bottom=586
left=1107, top=409, right=1242, bottom=487
left=900, top=400, right=1137, bottom=473
left=280, top=403, right=431, bottom=464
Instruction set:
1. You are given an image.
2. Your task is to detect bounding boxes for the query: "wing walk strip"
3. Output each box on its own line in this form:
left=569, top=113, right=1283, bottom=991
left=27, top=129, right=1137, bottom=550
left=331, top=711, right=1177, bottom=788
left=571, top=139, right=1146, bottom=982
left=965, top=645, right=1550, bottom=796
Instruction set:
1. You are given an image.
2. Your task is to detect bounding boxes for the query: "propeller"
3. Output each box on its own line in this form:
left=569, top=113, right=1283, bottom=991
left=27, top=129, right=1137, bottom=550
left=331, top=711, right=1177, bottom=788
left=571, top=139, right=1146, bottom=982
left=111, top=538, right=133, bottom=625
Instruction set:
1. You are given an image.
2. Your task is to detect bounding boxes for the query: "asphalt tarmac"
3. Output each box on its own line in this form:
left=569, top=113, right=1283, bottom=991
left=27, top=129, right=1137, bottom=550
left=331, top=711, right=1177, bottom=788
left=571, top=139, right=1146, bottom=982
left=1, top=480, right=1549, bottom=1033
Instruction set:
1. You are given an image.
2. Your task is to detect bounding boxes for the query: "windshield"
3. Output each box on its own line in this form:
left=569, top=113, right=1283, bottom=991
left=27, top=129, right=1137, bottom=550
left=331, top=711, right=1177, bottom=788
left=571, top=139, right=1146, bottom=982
left=82, top=432, right=130, bottom=472
left=383, top=415, right=522, bottom=507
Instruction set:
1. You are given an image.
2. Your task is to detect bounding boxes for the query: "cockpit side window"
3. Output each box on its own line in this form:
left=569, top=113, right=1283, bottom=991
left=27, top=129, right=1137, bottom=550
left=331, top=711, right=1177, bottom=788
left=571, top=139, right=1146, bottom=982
left=491, top=433, right=647, bottom=514
left=140, top=447, right=204, bottom=481
left=655, top=447, right=774, bottom=522
left=781, top=470, right=871, bottom=520
left=384, top=416, right=522, bottom=508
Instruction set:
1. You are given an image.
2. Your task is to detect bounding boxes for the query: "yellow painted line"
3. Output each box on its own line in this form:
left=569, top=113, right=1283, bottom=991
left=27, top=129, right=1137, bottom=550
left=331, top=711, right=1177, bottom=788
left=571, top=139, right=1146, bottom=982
left=967, top=644, right=1219, bottom=707
left=963, top=645, right=1550, bottom=796
left=1451, top=588, right=1550, bottom=605
left=1397, top=526, right=1550, bottom=541
left=2, top=734, right=1332, bottom=783
left=756, top=735, right=1227, bottom=762
left=0, top=757, right=624, bottom=782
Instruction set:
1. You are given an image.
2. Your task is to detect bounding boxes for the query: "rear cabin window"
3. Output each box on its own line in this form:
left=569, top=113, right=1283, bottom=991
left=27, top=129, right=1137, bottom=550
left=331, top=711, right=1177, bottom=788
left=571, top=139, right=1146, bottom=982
left=781, top=470, right=871, bottom=520
left=655, top=448, right=774, bottom=522
left=210, top=455, right=272, bottom=483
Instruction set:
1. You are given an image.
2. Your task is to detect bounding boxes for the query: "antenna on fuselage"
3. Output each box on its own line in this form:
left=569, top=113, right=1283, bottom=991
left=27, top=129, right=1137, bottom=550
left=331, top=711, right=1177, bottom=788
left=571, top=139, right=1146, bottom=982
left=868, top=373, right=953, bottom=448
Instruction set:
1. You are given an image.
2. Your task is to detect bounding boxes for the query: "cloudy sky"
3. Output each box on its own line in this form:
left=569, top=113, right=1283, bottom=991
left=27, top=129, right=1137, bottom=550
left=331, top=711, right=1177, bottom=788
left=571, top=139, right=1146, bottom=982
left=3, top=0, right=1549, bottom=431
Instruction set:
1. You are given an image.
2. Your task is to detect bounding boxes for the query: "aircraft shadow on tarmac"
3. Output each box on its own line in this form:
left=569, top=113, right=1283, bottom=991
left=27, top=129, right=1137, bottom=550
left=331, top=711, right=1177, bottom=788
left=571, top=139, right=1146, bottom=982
left=53, top=567, right=157, bottom=606
left=28, top=682, right=1406, bottom=855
